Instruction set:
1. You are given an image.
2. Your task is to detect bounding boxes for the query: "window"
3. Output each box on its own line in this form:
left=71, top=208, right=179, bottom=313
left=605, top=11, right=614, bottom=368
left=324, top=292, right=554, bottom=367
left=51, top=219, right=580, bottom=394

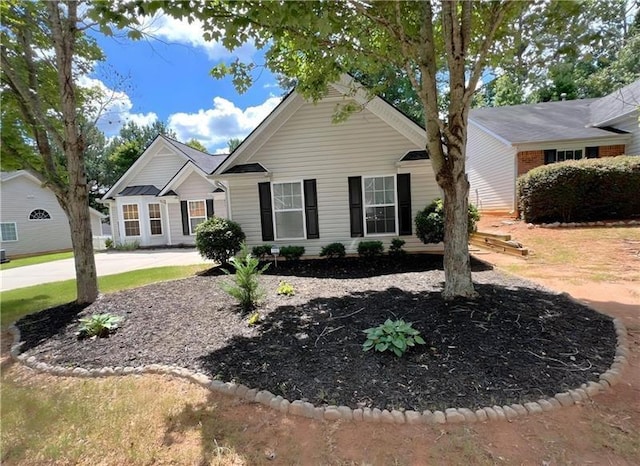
left=29, top=209, right=51, bottom=220
left=148, top=203, right=162, bottom=235
left=545, top=149, right=584, bottom=164
left=273, top=182, right=305, bottom=239
left=363, top=176, right=396, bottom=235
left=188, top=200, right=206, bottom=234
left=0, top=223, right=18, bottom=241
left=122, top=204, right=140, bottom=236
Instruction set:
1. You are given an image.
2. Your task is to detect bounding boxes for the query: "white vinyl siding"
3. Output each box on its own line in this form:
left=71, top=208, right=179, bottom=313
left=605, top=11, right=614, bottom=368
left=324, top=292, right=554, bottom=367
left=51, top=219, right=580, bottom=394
left=128, top=149, right=186, bottom=189
left=612, top=116, right=640, bottom=155
left=363, top=175, right=397, bottom=235
left=466, top=121, right=518, bottom=212
left=223, top=98, right=441, bottom=255
left=273, top=181, right=305, bottom=239
left=1, top=223, right=18, bottom=241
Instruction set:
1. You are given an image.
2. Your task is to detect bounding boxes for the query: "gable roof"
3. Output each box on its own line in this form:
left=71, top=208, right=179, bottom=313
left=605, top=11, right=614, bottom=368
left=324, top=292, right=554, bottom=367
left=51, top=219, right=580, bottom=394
left=469, top=80, right=639, bottom=146
left=161, top=136, right=228, bottom=174
left=118, top=185, right=161, bottom=196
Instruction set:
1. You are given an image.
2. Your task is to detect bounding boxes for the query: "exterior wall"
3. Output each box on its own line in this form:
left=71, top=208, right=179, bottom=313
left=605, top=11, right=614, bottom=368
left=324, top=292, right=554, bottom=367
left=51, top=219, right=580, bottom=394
left=223, top=100, right=442, bottom=255
left=126, top=148, right=186, bottom=190
left=112, top=196, right=168, bottom=247
left=610, top=115, right=640, bottom=155
left=0, top=175, right=103, bottom=257
left=516, top=150, right=544, bottom=176
left=167, top=201, right=194, bottom=246
left=598, top=144, right=626, bottom=157
left=466, top=122, right=518, bottom=212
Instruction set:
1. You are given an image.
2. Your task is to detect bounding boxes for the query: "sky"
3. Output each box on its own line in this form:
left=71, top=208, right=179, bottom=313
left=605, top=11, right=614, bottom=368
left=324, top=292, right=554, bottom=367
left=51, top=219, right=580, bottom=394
left=87, top=12, right=285, bottom=154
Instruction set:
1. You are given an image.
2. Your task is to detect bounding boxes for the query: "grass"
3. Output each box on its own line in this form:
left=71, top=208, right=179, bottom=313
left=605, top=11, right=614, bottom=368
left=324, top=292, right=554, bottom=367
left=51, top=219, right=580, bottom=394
left=0, top=251, right=74, bottom=270
left=0, top=264, right=208, bottom=328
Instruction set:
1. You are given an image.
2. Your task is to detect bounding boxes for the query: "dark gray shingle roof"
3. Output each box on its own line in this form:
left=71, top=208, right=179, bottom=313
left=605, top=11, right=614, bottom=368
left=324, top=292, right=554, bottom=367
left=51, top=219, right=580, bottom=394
left=161, top=136, right=228, bottom=174
left=588, top=80, right=640, bottom=126
left=118, top=185, right=161, bottom=196
left=222, top=163, right=268, bottom=174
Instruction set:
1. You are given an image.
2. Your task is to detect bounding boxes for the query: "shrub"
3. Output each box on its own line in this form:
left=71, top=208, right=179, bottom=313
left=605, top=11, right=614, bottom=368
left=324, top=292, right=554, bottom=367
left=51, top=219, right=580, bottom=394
left=388, top=238, right=406, bottom=257
left=195, top=217, right=245, bottom=265
left=517, top=156, right=640, bottom=223
left=221, top=244, right=269, bottom=310
left=276, top=280, right=295, bottom=296
left=247, top=311, right=261, bottom=326
left=114, top=240, right=139, bottom=251
left=280, top=245, right=305, bottom=261
left=105, top=238, right=114, bottom=249
left=320, top=242, right=346, bottom=259
left=78, top=313, right=123, bottom=339
left=362, top=319, right=426, bottom=357
left=252, top=244, right=273, bottom=259
left=357, top=240, right=384, bottom=258
left=415, top=198, right=479, bottom=244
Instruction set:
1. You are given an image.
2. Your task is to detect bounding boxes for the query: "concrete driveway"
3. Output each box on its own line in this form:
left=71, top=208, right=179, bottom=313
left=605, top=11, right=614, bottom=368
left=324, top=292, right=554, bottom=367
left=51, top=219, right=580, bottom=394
left=0, top=249, right=209, bottom=292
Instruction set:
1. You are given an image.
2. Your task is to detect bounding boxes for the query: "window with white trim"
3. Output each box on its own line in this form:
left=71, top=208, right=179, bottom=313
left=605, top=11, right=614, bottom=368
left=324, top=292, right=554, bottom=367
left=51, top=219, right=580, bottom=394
left=273, top=182, right=305, bottom=239
left=545, top=148, right=584, bottom=164
left=363, top=175, right=396, bottom=235
left=122, top=204, right=140, bottom=236
left=188, top=200, right=206, bottom=234
left=0, top=223, right=18, bottom=241
left=29, top=209, right=51, bottom=220
left=148, top=203, right=162, bottom=235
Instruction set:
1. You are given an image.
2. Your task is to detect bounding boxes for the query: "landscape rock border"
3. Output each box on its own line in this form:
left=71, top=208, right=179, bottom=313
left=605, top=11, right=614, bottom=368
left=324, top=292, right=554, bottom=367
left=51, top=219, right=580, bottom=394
left=536, top=219, right=638, bottom=229
left=8, top=308, right=629, bottom=425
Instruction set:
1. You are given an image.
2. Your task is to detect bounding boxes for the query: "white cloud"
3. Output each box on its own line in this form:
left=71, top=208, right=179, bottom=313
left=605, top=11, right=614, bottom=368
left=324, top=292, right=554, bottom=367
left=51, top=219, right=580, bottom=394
left=77, top=76, right=157, bottom=136
left=139, top=12, right=257, bottom=61
left=168, top=95, right=282, bottom=152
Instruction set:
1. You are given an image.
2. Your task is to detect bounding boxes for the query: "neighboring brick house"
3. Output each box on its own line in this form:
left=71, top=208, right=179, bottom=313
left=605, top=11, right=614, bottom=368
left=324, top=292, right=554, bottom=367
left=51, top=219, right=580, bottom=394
left=466, top=80, right=639, bottom=212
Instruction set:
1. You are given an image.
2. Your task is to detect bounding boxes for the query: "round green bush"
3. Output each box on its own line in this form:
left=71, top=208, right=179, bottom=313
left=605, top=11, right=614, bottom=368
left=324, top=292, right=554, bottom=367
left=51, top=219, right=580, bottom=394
left=415, top=198, right=479, bottom=244
left=195, top=217, right=246, bottom=264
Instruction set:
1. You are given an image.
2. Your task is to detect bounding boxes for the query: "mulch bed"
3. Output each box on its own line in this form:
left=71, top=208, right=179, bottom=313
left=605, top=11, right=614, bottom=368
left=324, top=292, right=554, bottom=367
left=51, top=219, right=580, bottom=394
left=15, top=255, right=616, bottom=412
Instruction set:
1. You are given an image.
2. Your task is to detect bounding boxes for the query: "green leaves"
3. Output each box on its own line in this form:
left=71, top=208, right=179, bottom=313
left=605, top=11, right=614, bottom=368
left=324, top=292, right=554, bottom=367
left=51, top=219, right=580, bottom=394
left=78, top=313, right=123, bottom=339
left=362, top=319, right=425, bottom=358
left=221, top=243, right=270, bottom=311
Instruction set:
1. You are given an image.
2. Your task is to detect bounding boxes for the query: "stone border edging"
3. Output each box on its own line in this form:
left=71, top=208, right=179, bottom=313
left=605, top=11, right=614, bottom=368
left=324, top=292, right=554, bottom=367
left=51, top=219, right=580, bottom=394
left=8, top=315, right=629, bottom=425
left=538, top=219, right=638, bottom=229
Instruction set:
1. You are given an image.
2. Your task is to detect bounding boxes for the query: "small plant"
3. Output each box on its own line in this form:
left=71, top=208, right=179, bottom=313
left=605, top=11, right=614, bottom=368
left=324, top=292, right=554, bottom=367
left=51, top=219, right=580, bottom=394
left=105, top=238, right=114, bottom=249
left=251, top=244, right=273, bottom=259
left=320, top=242, right=346, bottom=259
left=221, top=243, right=269, bottom=310
left=78, top=313, right=123, bottom=338
left=276, top=280, right=295, bottom=296
left=357, top=240, right=384, bottom=258
left=195, top=216, right=245, bottom=265
left=247, top=311, right=261, bottom=326
left=114, top=240, right=139, bottom=251
left=280, top=245, right=305, bottom=261
left=362, top=319, right=426, bottom=357
left=415, top=198, right=479, bottom=244
left=388, top=238, right=406, bottom=257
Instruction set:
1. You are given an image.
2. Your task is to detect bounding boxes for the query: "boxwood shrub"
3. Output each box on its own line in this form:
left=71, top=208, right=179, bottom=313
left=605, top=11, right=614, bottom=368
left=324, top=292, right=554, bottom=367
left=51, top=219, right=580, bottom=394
left=415, top=198, right=479, bottom=244
left=195, top=217, right=245, bottom=265
left=517, top=156, right=640, bottom=223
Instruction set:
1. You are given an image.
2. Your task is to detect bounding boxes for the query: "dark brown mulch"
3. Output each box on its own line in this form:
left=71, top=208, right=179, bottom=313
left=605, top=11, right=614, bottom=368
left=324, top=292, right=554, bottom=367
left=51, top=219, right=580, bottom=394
left=15, top=256, right=616, bottom=412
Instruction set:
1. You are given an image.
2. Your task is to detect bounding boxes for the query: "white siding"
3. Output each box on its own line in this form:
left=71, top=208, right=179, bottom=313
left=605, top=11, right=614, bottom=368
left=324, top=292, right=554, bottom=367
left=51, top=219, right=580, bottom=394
left=129, top=150, right=186, bottom=189
left=175, top=171, right=214, bottom=199
left=0, top=176, right=72, bottom=257
left=613, top=115, right=640, bottom=155
left=224, top=100, right=441, bottom=255
left=466, top=122, right=517, bottom=212
left=167, top=201, right=194, bottom=246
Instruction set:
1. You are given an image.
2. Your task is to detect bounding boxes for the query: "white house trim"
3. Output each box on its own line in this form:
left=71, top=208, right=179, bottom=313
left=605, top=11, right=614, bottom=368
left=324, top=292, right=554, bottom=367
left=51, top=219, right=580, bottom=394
left=158, top=161, right=214, bottom=196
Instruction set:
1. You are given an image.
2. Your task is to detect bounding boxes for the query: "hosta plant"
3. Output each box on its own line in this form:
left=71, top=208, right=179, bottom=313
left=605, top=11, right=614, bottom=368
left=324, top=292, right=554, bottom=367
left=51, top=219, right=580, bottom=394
left=78, top=313, right=123, bottom=339
left=363, top=319, right=425, bottom=357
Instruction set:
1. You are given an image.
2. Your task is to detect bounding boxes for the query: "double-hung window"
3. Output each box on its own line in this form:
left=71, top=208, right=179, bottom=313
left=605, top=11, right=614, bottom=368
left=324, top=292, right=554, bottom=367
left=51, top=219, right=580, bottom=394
left=148, top=203, right=162, bottom=235
left=188, top=200, right=206, bottom=234
left=363, top=176, right=396, bottom=235
left=0, top=223, right=18, bottom=241
left=122, top=204, right=140, bottom=236
left=273, top=182, right=305, bottom=239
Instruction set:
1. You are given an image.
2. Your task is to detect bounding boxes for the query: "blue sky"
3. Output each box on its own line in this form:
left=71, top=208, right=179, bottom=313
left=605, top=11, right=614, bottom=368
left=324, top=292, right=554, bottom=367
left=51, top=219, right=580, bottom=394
left=86, top=12, right=284, bottom=153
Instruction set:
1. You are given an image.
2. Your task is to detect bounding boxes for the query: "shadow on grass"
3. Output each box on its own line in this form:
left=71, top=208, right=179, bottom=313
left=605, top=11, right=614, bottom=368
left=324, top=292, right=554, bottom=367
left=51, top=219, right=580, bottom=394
left=14, top=302, right=87, bottom=352
left=197, top=283, right=615, bottom=412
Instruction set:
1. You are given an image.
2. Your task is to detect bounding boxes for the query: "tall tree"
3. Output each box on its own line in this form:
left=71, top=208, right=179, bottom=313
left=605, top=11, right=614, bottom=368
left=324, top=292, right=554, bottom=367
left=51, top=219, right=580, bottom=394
left=1, top=0, right=103, bottom=304
left=97, top=0, right=527, bottom=299
left=227, top=137, right=242, bottom=152
left=186, top=138, right=208, bottom=152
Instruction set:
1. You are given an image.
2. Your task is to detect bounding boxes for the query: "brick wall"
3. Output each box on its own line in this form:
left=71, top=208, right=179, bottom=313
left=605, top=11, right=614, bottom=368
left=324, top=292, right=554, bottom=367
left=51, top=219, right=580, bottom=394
left=516, top=150, right=544, bottom=176
left=598, top=145, right=626, bottom=157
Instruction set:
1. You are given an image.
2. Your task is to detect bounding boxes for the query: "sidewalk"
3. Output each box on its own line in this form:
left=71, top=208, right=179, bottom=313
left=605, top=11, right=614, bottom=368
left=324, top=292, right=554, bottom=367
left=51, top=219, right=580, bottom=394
left=0, top=249, right=209, bottom=292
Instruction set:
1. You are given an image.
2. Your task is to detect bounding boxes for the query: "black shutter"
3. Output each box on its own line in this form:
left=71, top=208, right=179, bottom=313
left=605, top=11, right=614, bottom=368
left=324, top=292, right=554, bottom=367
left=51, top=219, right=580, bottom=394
left=303, top=179, right=319, bottom=239
left=348, top=176, right=364, bottom=237
left=397, top=173, right=412, bottom=236
left=586, top=146, right=599, bottom=159
left=544, top=149, right=557, bottom=164
left=258, top=182, right=274, bottom=241
left=206, top=199, right=215, bottom=218
left=180, top=201, right=190, bottom=235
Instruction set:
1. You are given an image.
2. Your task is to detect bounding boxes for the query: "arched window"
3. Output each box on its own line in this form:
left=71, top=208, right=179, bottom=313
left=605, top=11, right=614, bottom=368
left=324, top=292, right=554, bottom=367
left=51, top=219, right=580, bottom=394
left=29, top=209, right=51, bottom=220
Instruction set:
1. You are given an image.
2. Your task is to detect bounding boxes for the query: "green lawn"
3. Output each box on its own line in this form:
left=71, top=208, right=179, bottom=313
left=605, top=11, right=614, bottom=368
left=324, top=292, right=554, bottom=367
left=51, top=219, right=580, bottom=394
left=0, top=251, right=74, bottom=270
left=0, top=264, right=209, bottom=327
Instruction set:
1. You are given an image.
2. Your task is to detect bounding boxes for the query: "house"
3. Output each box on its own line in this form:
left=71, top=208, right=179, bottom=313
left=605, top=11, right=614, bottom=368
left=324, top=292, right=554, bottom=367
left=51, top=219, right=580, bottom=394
left=0, top=170, right=105, bottom=258
left=100, top=136, right=228, bottom=247
left=208, top=75, right=441, bottom=256
left=466, top=80, right=640, bottom=212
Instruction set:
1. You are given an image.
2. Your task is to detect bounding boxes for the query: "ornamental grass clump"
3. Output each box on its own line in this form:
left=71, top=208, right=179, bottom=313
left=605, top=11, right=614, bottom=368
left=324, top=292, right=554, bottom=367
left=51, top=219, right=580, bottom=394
left=78, top=313, right=123, bottom=339
left=221, top=244, right=269, bottom=311
left=363, top=319, right=425, bottom=357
